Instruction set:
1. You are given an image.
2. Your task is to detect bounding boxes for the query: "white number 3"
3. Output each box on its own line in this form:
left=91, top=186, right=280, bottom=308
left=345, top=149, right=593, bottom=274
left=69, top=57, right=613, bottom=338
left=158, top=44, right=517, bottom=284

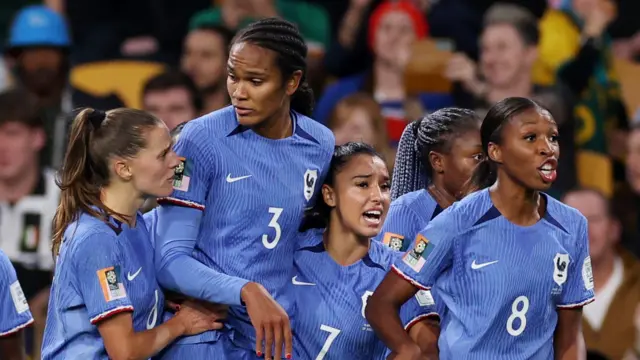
left=262, top=207, right=283, bottom=249
left=506, top=295, right=529, bottom=336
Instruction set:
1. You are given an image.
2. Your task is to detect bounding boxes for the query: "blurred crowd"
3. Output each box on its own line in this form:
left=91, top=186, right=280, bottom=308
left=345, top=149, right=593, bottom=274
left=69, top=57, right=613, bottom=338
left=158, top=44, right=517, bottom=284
left=0, top=0, right=640, bottom=359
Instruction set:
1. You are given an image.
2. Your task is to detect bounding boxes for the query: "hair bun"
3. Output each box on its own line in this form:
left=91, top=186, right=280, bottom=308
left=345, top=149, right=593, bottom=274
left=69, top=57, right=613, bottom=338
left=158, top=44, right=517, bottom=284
left=88, top=109, right=106, bottom=129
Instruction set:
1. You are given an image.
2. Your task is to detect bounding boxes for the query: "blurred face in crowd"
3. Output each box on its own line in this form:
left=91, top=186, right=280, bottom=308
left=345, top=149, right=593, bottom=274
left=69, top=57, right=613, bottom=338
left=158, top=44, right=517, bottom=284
left=181, top=29, right=227, bottom=91
left=143, top=87, right=197, bottom=131
left=0, top=121, right=44, bottom=182
left=332, top=108, right=377, bottom=147
left=324, top=153, right=391, bottom=239
left=373, top=10, right=417, bottom=65
left=14, top=48, right=65, bottom=96
left=563, top=190, right=619, bottom=265
left=480, top=23, right=537, bottom=88
left=626, top=129, right=640, bottom=193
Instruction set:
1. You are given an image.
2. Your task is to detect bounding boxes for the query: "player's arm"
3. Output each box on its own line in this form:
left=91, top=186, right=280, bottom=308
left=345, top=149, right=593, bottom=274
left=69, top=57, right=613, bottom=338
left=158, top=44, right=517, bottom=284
left=0, top=253, right=33, bottom=360
left=555, top=216, right=595, bottom=360
left=367, top=217, right=455, bottom=357
left=75, top=232, right=218, bottom=360
left=402, top=290, right=440, bottom=359
left=153, top=122, right=250, bottom=306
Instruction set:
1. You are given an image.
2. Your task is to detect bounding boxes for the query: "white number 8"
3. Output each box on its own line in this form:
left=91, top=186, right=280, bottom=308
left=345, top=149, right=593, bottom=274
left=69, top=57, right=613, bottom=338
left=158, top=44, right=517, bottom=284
left=506, top=295, right=529, bottom=336
left=262, top=207, right=283, bottom=249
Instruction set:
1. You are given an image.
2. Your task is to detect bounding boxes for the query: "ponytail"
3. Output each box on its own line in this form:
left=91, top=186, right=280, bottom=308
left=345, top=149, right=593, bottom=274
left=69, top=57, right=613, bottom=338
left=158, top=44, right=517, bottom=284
left=391, top=120, right=426, bottom=200
left=298, top=200, right=330, bottom=232
left=291, top=80, right=315, bottom=117
left=463, top=158, right=497, bottom=195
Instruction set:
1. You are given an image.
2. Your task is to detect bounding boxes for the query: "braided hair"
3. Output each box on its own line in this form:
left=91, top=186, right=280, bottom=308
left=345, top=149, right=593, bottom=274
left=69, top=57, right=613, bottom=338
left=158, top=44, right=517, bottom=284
left=391, top=108, right=480, bottom=200
left=232, top=17, right=314, bottom=117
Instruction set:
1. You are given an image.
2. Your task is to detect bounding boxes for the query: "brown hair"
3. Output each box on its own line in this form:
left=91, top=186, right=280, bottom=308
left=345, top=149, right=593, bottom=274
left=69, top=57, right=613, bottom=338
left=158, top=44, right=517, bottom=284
left=327, top=93, right=394, bottom=168
left=51, top=107, right=162, bottom=256
left=0, top=88, right=42, bottom=128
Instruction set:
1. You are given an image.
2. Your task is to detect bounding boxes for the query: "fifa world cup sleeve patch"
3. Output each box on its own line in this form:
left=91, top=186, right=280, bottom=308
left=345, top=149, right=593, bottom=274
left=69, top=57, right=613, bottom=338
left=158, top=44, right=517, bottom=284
left=97, top=266, right=127, bottom=302
left=172, top=157, right=191, bottom=192
left=582, top=256, right=594, bottom=290
left=382, top=232, right=405, bottom=251
left=402, top=234, right=435, bottom=272
left=10, top=281, right=29, bottom=314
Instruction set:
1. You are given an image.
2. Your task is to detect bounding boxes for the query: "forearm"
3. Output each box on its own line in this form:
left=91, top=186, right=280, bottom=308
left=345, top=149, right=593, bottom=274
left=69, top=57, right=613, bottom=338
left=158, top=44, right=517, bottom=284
left=0, top=333, right=26, bottom=360
left=366, top=297, right=417, bottom=353
left=109, top=317, right=185, bottom=360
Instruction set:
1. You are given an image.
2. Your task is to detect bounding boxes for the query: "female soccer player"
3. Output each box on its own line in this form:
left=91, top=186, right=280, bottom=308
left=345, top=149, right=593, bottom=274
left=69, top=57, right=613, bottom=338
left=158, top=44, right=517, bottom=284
left=0, top=249, right=33, bottom=360
left=376, top=108, right=482, bottom=252
left=366, top=97, right=595, bottom=360
left=41, top=108, right=220, bottom=360
left=294, top=142, right=438, bottom=360
left=152, top=18, right=335, bottom=360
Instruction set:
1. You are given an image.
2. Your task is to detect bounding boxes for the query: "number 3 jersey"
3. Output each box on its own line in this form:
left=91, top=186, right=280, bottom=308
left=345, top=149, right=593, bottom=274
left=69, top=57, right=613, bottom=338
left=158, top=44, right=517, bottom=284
left=293, top=230, right=439, bottom=360
left=42, top=212, right=164, bottom=360
left=392, top=189, right=595, bottom=360
left=158, top=106, right=334, bottom=348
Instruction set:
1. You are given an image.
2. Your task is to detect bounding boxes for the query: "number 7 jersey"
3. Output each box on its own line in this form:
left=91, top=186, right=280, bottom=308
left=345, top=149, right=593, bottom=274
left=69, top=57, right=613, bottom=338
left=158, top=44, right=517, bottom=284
left=160, top=106, right=334, bottom=347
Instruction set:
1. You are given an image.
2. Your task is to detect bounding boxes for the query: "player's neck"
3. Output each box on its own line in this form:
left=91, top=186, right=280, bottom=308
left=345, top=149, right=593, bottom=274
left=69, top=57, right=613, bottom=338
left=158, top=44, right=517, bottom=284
left=101, top=183, right=144, bottom=226
left=427, top=182, right=456, bottom=209
left=323, top=222, right=370, bottom=267
left=0, top=161, right=40, bottom=203
left=592, top=251, right=617, bottom=292
left=253, top=106, right=293, bottom=139
left=490, top=177, right=541, bottom=226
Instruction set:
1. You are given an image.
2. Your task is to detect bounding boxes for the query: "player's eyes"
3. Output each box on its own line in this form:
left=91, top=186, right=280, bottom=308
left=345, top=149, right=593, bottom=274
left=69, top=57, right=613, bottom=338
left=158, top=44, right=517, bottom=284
left=549, top=134, right=559, bottom=142
left=251, top=79, right=263, bottom=85
left=228, top=73, right=237, bottom=81
left=380, top=182, right=391, bottom=191
left=523, top=134, right=536, bottom=142
left=356, top=181, right=368, bottom=188
left=472, top=153, right=484, bottom=161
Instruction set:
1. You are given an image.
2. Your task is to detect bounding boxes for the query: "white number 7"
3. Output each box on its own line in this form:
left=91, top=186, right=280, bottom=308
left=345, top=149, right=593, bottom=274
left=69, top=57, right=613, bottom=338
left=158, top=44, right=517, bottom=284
left=262, top=207, right=283, bottom=249
left=316, top=324, right=341, bottom=360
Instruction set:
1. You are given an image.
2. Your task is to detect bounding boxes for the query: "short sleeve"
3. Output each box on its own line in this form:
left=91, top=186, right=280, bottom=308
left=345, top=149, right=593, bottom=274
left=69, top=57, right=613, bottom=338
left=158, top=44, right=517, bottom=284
left=392, top=213, right=455, bottom=290
left=375, top=203, right=427, bottom=252
left=557, top=217, right=595, bottom=308
left=399, top=290, right=439, bottom=331
left=161, top=121, right=213, bottom=210
left=0, top=253, right=33, bottom=337
left=72, top=233, right=134, bottom=324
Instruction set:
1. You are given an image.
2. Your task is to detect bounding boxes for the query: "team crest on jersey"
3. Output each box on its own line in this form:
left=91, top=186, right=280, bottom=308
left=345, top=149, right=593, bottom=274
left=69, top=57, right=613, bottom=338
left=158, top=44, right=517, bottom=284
left=582, top=256, right=594, bottom=290
left=382, top=232, right=405, bottom=251
left=97, top=266, right=127, bottom=302
left=553, top=253, right=570, bottom=287
left=173, top=157, right=191, bottom=192
left=402, top=234, right=434, bottom=272
left=303, top=169, right=318, bottom=202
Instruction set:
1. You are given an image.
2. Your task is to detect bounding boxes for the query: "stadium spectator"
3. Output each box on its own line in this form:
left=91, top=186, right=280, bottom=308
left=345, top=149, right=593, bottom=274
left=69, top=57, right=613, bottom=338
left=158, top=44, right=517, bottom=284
left=142, top=70, right=202, bottom=130
left=612, top=124, right=640, bottom=257
left=181, top=24, right=233, bottom=113
left=563, top=188, right=640, bottom=360
left=0, top=88, right=57, bottom=360
left=5, top=5, right=72, bottom=169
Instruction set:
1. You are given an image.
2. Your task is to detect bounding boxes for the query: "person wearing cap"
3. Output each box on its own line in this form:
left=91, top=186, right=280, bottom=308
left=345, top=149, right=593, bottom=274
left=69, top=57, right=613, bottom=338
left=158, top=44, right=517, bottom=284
left=4, top=5, right=72, bottom=170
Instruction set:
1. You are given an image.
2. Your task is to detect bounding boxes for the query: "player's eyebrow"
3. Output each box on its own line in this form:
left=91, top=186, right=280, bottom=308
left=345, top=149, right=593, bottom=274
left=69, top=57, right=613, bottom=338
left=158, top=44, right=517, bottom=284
left=158, top=142, right=172, bottom=158
left=227, top=63, right=266, bottom=77
left=352, top=174, right=373, bottom=179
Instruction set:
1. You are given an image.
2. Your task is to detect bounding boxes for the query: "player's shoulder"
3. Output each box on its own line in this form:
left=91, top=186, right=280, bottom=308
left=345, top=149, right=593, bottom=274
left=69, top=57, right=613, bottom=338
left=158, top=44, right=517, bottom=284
left=62, top=212, right=122, bottom=254
left=391, top=189, right=436, bottom=214
left=0, top=249, right=13, bottom=273
left=544, top=193, right=587, bottom=233
left=181, top=106, right=239, bottom=139
left=296, top=228, right=325, bottom=251
left=368, top=240, right=401, bottom=271
left=294, top=112, right=335, bottom=151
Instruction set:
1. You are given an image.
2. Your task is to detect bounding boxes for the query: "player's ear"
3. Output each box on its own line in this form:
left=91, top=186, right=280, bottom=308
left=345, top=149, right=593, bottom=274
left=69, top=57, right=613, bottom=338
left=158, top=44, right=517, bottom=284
left=322, top=184, right=336, bottom=207
left=487, top=142, right=502, bottom=165
left=113, top=158, right=133, bottom=181
left=285, top=70, right=302, bottom=96
left=428, top=150, right=445, bottom=174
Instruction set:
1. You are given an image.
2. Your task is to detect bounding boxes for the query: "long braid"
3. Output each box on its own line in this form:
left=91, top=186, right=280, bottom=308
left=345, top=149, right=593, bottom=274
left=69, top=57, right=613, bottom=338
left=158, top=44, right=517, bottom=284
left=391, top=108, right=481, bottom=200
left=233, top=18, right=314, bottom=116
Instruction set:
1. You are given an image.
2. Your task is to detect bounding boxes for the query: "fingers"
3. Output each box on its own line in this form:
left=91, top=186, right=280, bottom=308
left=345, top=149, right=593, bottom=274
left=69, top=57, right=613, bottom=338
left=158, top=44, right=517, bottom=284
left=210, top=320, right=224, bottom=330
left=166, top=300, right=181, bottom=312
left=273, top=320, right=283, bottom=360
left=283, top=317, right=293, bottom=359
left=264, top=323, right=274, bottom=360
left=255, top=324, right=264, bottom=357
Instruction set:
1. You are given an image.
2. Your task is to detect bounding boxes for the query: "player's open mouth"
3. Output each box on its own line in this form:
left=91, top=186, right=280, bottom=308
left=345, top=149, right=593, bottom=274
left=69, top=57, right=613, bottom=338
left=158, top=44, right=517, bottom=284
left=363, top=210, right=382, bottom=225
left=538, top=158, right=557, bottom=183
left=234, top=106, right=253, bottom=116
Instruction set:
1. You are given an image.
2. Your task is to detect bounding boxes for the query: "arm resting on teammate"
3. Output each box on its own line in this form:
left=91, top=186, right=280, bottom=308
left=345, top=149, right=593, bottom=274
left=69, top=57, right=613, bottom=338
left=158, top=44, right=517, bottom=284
left=0, top=332, right=27, bottom=360
left=154, top=205, right=249, bottom=306
left=408, top=317, right=440, bottom=359
left=366, top=271, right=423, bottom=358
left=554, top=308, right=586, bottom=360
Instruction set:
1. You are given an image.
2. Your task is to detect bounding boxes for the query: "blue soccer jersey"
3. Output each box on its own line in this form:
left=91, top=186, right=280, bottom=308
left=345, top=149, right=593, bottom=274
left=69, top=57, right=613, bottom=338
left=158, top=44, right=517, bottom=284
left=154, top=106, right=335, bottom=348
left=294, top=230, right=438, bottom=360
left=0, top=249, right=34, bottom=338
left=374, top=189, right=442, bottom=252
left=392, top=189, right=595, bottom=360
left=42, top=212, right=165, bottom=359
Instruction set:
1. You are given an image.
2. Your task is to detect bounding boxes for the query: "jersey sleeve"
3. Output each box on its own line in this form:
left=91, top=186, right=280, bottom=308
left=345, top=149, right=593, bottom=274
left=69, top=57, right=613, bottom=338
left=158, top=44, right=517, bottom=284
left=72, top=232, right=134, bottom=324
left=375, top=203, right=426, bottom=252
left=391, top=212, right=456, bottom=290
left=557, top=217, right=595, bottom=308
left=160, top=121, right=214, bottom=210
left=400, top=290, right=440, bottom=331
left=0, top=253, right=34, bottom=337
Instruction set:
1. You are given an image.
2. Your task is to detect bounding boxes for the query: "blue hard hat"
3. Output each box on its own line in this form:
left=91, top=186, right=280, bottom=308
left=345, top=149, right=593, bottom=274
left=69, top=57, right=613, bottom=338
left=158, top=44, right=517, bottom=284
left=7, top=6, right=70, bottom=48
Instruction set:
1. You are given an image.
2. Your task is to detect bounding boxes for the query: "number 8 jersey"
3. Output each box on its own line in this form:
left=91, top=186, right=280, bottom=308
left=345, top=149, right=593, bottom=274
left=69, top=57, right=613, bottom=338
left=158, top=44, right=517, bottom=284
left=156, top=106, right=334, bottom=349
left=392, top=189, right=595, bottom=360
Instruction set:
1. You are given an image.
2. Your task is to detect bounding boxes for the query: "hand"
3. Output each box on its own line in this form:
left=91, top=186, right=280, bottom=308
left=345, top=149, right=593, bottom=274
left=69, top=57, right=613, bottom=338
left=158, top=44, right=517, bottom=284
left=387, top=344, right=426, bottom=360
left=174, top=299, right=224, bottom=335
left=444, top=53, right=477, bottom=85
left=241, top=282, right=292, bottom=359
left=583, top=0, right=615, bottom=37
